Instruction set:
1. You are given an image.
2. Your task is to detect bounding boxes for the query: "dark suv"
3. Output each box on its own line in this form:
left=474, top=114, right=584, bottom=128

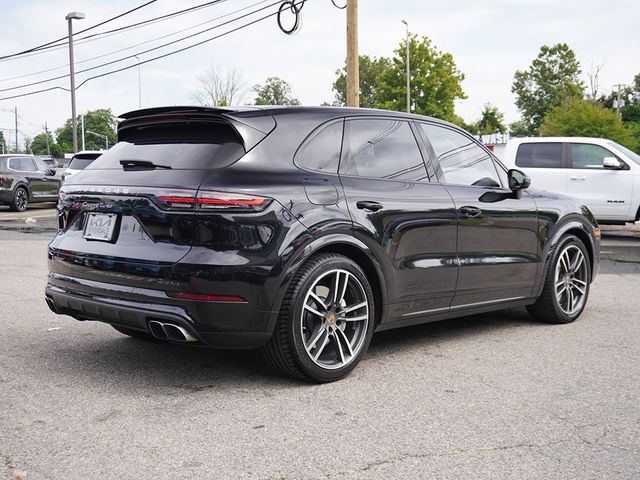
left=0, top=154, right=60, bottom=211
left=46, top=106, right=600, bottom=382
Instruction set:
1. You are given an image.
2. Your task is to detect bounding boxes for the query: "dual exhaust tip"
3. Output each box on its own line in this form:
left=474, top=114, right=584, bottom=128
left=148, top=320, right=198, bottom=343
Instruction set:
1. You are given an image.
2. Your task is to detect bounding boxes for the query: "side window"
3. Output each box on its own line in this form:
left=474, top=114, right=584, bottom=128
left=515, top=143, right=563, bottom=168
left=571, top=143, right=621, bottom=169
left=341, top=119, right=428, bottom=182
left=34, top=158, right=50, bottom=173
left=420, top=123, right=501, bottom=187
left=8, top=158, right=20, bottom=170
left=296, top=121, right=343, bottom=173
left=19, top=158, right=37, bottom=172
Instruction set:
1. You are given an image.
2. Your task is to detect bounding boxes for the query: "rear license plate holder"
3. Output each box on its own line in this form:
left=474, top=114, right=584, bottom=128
left=83, top=212, right=118, bottom=242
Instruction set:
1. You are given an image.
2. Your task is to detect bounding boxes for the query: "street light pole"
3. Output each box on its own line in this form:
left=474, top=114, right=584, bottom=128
left=86, top=130, right=108, bottom=150
left=133, top=55, right=142, bottom=109
left=401, top=20, right=410, bottom=113
left=66, top=11, right=85, bottom=154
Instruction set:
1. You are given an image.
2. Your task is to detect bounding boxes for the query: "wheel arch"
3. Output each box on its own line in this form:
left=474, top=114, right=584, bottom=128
left=267, top=234, right=388, bottom=335
left=534, top=218, right=597, bottom=298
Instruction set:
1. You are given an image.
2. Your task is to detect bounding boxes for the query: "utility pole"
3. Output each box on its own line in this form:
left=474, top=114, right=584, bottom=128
left=44, top=122, right=51, bottom=156
left=81, top=114, right=85, bottom=151
left=14, top=107, right=18, bottom=153
left=401, top=20, right=410, bottom=113
left=66, top=11, right=85, bottom=154
left=346, top=0, right=359, bottom=107
left=613, top=84, right=626, bottom=119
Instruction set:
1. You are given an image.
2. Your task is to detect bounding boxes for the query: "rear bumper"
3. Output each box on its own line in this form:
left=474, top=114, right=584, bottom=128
left=45, top=278, right=273, bottom=349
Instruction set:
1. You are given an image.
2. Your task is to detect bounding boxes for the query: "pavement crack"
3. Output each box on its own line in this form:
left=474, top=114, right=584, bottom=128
left=315, top=440, right=569, bottom=478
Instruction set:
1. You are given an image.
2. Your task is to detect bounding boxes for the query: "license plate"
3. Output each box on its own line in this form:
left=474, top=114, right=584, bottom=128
left=83, top=213, right=117, bottom=241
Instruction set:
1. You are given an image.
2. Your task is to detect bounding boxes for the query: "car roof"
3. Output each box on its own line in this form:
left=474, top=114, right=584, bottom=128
left=508, top=137, right=615, bottom=144
left=118, top=105, right=454, bottom=127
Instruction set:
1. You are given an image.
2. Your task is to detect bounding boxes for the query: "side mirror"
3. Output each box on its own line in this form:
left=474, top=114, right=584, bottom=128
left=47, top=168, right=57, bottom=176
left=508, top=169, right=530, bottom=190
left=603, top=157, right=623, bottom=169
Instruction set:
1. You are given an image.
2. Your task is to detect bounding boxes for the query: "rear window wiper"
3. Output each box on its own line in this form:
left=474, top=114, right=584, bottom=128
left=119, top=160, right=172, bottom=170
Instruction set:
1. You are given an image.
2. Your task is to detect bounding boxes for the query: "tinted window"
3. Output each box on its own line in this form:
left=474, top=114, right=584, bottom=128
left=297, top=121, right=343, bottom=173
left=19, top=158, right=37, bottom=172
left=341, top=119, right=428, bottom=181
left=8, top=158, right=20, bottom=170
left=89, top=122, right=244, bottom=170
left=34, top=158, right=50, bottom=173
left=69, top=155, right=99, bottom=170
left=571, top=143, right=619, bottom=169
left=515, top=143, right=563, bottom=168
left=421, top=124, right=501, bottom=187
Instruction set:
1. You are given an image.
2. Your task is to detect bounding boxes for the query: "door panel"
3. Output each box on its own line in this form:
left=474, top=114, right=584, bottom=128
left=342, top=176, right=458, bottom=318
left=445, top=186, right=540, bottom=305
left=567, top=143, right=633, bottom=220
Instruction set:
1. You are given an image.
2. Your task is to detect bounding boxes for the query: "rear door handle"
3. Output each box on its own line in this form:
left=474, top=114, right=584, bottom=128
left=570, top=176, right=586, bottom=181
left=459, top=206, right=482, bottom=218
left=356, top=200, right=383, bottom=212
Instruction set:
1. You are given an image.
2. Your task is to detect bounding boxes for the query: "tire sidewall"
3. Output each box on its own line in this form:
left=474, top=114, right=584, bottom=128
left=289, top=256, right=375, bottom=382
left=549, top=235, right=591, bottom=323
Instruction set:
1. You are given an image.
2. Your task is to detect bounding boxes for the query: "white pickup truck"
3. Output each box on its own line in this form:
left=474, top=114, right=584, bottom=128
left=500, top=137, right=640, bottom=224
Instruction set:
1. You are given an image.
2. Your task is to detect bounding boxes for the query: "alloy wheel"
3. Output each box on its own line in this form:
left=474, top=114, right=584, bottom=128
left=554, top=245, right=588, bottom=316
left=15, top=189, right=28, bottom=211
left=300, top=268, right=370, bottom=370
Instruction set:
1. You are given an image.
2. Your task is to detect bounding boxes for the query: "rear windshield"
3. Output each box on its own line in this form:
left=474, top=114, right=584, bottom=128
left=87, top=122, right=245, bottom=170
left=68, top=154, right=100, bottom=170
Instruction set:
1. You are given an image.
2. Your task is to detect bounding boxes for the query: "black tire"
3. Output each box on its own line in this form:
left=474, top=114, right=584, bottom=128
left=527, top=235, right=591, bottom=324
left=9, top=187, right=28, bottom=212
left=262, top=253, right=376, bottom=383
left=111, top=324, right=156, bottom=341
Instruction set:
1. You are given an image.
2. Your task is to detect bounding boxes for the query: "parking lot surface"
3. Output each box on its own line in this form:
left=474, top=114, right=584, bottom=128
left=0, top=218, right=639, bottom=479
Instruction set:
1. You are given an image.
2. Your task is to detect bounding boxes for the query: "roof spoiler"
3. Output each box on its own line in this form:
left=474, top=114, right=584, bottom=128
left=117, top=106, right=276, bottom=152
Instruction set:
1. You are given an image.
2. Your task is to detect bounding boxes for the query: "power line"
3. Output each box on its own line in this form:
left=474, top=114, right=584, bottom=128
left=0, top=2, right=298, bottom=102
left=0, top=0, right=230, bottom=64
left=0, top=1, right=280, bottom=94
left=0, top=0, right=272, bottom=84
left=0, top=0, right=158, bottom=61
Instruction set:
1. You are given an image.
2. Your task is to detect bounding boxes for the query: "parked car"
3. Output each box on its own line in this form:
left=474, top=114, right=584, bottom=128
left=0, top=154, right=61, bottom=211
left=501, top=137, right=640, bottom=224
left=61, top=151, right=102, bottom=183
left=45, top=106, right=600, bottom=382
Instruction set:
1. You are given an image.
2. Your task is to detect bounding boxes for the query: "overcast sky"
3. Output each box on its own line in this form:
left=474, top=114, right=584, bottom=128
left=0, top=0, right=639, bottom=146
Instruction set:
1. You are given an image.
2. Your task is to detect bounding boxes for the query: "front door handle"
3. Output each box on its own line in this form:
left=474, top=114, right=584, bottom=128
left=459, top=206, right=482, bottom=218
left=570, top=175, right=586, bottom=181
left=356, top=200, right=383, bottom=212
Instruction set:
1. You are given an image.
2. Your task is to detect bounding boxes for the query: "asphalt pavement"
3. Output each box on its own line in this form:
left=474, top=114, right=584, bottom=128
left=0, top=211, right=639, bottom=479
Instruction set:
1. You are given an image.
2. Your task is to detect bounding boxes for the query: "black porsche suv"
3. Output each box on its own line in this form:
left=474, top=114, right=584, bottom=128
left=46, top=106, right=600, bottom=382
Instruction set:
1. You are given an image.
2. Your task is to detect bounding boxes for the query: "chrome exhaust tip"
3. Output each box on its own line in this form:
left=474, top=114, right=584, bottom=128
left=148, top=320, right=197, bottom=343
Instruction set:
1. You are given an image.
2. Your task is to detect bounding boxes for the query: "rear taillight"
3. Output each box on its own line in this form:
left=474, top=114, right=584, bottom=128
left=154, top=190, right=268, bottom=211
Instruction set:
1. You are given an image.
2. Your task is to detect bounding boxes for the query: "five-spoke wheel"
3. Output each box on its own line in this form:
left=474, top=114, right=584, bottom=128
left=528, top=235, right=591, bottom=324
left=263, top=253, right=375, bottom=382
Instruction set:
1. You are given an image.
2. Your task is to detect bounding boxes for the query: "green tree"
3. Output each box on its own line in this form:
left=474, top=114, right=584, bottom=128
left=376, top=34, right=466, bottom=120
left=253, top=76, right=300, bottom=105
left=508, top=120, right=530, bottom=137
left=512, top=43, right=584, bottom=134
left=476, top=103, right=507, bottom=135
left=540, top=99, right=638, bottom=150
left=30, top=131, right=62, bottom=157
left=332, top=55, right=392, bottom=108
left=56, top=108, right=117, bottom=153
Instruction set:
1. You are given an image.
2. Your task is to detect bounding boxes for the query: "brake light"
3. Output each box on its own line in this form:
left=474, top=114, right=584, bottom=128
left=155, top=190, right=268, bottom=210
left=166, top=292, right=247, bottom=303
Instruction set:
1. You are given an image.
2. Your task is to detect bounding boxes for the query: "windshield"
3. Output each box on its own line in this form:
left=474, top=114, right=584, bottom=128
left=608, top=141, right=640, bottom=165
